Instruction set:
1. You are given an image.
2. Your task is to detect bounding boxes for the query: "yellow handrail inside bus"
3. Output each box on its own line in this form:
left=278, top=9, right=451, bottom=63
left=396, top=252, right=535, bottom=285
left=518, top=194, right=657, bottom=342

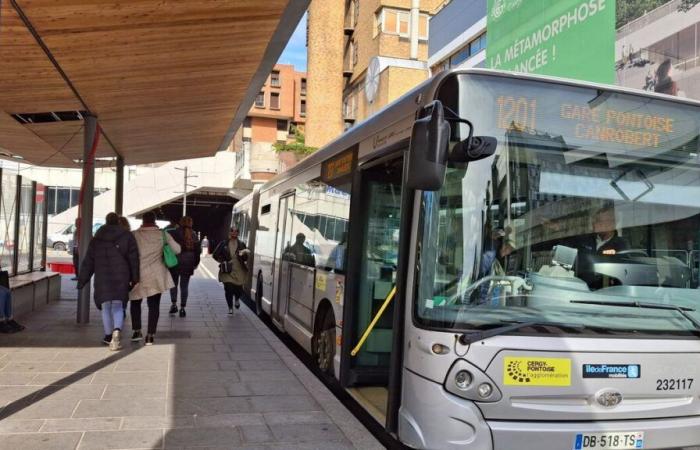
left=351, top=286, right=397, bottom=357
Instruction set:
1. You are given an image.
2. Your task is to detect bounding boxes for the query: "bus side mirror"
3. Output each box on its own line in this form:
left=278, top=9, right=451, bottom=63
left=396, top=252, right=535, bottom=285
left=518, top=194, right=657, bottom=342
left=449, top=136, right=498, bottom=163
left=406, top=101, right=451, bottom=191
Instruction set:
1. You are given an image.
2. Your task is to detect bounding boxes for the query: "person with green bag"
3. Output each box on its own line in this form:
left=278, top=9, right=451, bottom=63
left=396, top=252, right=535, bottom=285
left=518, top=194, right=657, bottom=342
left=129, top=212, right=181, bottom=345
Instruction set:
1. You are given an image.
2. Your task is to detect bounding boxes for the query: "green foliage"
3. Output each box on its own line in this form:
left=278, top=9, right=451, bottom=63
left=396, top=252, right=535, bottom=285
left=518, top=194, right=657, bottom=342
left=616, top=0, right=671, bottom=29
left=272, top=128, right=317, bottom=156
left=679, top=0, right=700, bottom=12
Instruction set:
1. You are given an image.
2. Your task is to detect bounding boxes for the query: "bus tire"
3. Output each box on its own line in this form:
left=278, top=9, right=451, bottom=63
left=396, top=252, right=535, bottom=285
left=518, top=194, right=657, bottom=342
left=255, top=273, right=264, bottom=317
left=313, top=306, right=335, bottom=375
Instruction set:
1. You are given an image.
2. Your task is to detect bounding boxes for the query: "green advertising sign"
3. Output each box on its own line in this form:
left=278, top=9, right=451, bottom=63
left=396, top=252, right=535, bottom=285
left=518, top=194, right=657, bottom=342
left=486, top=0, right=616, bottom=84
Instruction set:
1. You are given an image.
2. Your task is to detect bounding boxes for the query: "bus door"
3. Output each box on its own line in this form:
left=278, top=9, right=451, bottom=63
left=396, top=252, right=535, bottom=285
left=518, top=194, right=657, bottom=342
left=343, top=154, right=405, bottom=423
left=272, top=193, right=295, bottom=328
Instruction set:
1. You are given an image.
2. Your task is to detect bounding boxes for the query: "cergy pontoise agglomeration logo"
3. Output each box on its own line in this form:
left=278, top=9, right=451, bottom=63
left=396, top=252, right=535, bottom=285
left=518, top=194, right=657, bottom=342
left=506, top=360, right=531, bottom=383
left=504, top=357, right=572, bottom=386
left=490, top=0, right=523, bottom=21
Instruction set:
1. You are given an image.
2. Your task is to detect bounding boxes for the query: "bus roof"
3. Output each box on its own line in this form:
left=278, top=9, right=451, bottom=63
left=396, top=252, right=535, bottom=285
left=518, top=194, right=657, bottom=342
left=239, top=68, right=700, bottom=202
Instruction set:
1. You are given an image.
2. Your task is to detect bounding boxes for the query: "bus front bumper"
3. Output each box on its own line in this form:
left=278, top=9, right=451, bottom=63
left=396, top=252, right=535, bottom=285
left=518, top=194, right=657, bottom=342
left=489, top=417, right=700, bottom=450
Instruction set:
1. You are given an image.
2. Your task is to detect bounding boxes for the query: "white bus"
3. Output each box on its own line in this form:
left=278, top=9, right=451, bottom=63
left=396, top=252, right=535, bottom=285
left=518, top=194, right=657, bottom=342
left=233, top=68, right=700, bottom=450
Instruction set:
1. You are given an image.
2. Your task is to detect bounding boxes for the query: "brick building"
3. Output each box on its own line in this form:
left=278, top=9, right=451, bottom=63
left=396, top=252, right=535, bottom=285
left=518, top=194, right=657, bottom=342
left=232, top=64, right=307, bottom=188
left=306, top=0, right=445, bottom=148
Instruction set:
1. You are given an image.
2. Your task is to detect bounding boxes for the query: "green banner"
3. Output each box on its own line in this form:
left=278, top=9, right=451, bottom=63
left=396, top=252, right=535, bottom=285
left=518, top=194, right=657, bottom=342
left=486, top=0, right=615, bottom=84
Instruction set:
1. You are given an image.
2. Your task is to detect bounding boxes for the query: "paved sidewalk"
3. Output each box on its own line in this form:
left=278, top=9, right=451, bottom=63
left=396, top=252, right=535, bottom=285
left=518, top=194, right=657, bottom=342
left=0, top=275, right=383, bottom=450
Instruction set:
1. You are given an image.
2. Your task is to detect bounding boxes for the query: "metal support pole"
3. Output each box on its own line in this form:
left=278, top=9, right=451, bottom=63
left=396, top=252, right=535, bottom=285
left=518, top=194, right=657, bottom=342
left=115, top=156, right=124, bottom=216
left=77, top=115, right=97, bottom=324
left=183, top=166, right=187, bottom=217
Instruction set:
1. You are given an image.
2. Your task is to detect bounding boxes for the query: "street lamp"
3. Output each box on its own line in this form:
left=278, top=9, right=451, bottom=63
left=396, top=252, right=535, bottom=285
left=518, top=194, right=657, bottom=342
left=174, top=167, right=198, bottom=216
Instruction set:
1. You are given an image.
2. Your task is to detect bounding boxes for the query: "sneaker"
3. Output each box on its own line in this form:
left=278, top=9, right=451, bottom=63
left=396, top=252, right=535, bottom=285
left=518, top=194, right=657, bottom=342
left=169, top=304, right=178, bottom=315
left=145, top=334, right=154, bottom=346
left=109, top=329, right=122, bottom=351
left=131, top=330, right=143, bottom=342
left=228, top=308, right=234, bottom=316
left=235, top=299, right=240, bottom=309
left=179, top=308, right=186, bottom=318
left=102, top=334, right=111, bottom=345
left=6, top=320, right=24, bottom=332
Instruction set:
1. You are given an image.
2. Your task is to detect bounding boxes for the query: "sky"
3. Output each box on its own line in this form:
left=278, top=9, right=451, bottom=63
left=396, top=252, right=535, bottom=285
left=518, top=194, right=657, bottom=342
left=278, top=13, right=308, bottom=72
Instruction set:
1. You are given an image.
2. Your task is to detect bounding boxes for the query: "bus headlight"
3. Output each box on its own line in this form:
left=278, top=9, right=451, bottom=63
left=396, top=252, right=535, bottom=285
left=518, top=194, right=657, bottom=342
left=455, top=370, right=473, bottom=390
left=477, top=382, right=493, bottom=398
left=444, top=359, right=502, bottom=403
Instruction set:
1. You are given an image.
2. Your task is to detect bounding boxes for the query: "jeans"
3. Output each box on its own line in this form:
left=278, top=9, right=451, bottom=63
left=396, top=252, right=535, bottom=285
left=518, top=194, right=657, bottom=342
left=170, top=273, right=191, bottom=307
left=130, top=294, right=161, bottom=335
left=101, top=300, right=125, bottom=335
left=0, top=286, right=12, bottom=319
left=223, top=283, right=243, bottom=309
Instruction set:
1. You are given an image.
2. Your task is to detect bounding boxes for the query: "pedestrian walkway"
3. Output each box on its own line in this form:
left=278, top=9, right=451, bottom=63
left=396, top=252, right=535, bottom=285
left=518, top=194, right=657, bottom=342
left=0, top=275, right=383, bottom=450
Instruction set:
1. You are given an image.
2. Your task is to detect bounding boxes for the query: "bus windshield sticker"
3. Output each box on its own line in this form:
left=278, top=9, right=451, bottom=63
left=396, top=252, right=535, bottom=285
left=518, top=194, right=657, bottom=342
left=316, top=273, right=327, bottom=291
left=504, top=357, right=571, bottom=386
left=583, top=364, right=641, bottom=379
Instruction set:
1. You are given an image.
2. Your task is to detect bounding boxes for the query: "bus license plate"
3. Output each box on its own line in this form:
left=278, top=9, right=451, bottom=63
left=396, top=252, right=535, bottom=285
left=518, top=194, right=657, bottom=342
left=573, top=432, right=644, bottom=449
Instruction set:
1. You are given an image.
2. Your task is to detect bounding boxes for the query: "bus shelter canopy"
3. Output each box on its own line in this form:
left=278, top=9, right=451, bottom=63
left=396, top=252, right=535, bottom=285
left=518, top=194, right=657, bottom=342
left=0, top=0, right=306, bottom=167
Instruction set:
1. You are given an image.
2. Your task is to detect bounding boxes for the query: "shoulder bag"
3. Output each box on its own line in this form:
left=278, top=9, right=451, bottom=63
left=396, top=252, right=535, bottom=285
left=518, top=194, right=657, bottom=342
left=162, top=231, right=179, bottom=268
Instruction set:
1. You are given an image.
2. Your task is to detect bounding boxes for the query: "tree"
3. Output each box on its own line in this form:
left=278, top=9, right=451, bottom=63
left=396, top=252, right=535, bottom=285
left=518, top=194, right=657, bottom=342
left=616, top=0, right=671, bottom=29
left=272, top=127, right=317, bottom=157
left=679, top=0, right=700, bottom=12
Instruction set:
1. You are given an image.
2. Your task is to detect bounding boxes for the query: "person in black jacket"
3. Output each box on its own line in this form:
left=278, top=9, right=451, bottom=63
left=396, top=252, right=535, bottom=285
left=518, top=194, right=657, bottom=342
left=78, top=212, right=140, bottom=350
left=213, top=228, right=249, bottom=314
left=168, top=216, right=201, bottom=317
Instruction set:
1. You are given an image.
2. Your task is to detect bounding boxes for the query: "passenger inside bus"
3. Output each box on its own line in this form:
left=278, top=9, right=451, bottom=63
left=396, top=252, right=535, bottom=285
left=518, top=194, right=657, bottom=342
left=328, top=232, right=347, bottom=273
left=283, top=233, right=316, bottom=267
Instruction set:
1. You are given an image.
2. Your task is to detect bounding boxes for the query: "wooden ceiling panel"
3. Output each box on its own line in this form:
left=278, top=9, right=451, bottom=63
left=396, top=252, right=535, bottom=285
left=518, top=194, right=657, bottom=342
left=0, top=0, right=304, bottom=166
left=0, top=112, right=76, bottom=167
left=24, top=121, right=116, bottom=162
left=0, top=3, right=81, bottom=114
left=4, top=0, right=293, bottom=165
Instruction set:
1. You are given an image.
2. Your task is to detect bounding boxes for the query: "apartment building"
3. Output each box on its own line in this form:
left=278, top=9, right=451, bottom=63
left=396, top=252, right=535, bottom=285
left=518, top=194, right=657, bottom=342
left=233, top=64, right=307, bottom=188
left=428, top=0, right=487, bottom=74
left=306, top=0, right=445, bottom=148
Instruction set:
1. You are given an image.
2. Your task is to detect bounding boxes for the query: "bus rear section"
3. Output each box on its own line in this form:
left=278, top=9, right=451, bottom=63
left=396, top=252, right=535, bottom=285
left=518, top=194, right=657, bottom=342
left=399, top=72, right=700, bottom=449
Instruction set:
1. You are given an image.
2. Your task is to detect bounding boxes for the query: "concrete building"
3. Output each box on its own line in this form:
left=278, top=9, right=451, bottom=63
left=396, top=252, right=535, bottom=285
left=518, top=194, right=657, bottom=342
left=427, top=0, right=487, bottom=73
left=306, top=0, right=445, bottom=148
left=616, top=0, right=700, bottom=99
left=233, top=64, right=307, bottom=189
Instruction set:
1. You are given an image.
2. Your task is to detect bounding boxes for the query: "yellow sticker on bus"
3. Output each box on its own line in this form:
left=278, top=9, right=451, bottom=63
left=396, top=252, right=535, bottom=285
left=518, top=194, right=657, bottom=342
left=504, top=357, right=571, bottom=386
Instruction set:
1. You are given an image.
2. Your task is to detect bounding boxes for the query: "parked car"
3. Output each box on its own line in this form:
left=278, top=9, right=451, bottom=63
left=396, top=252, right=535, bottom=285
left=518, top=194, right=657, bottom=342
left=47, top=223, right=75, bottom=251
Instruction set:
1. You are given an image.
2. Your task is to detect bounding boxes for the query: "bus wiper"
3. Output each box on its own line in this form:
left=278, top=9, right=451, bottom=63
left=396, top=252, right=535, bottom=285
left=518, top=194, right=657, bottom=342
left=570, top=300, right=700, bottom=331
left=458, top=321, right=585, bottom=345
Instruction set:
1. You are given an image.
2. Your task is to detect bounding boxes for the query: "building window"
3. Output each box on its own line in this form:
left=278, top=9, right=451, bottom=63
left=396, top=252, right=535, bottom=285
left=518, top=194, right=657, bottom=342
left=447, top=32, right=487, bottom=69
left=271, top=70, right=281, bottom=87
left=277, top=119, right=288, bottom=131
left=351, top=39, right=358, bottom=67
left=301, top=78, right=307, bottom=95
left=255, top=92, right=265, bottom=108
left=243, top=117, right=252, bottom=128
left=376, top=8, right=429, bottom=40
left=270, top=92, right=280, bottom=110
left=300, top=100, right=306, bottom=117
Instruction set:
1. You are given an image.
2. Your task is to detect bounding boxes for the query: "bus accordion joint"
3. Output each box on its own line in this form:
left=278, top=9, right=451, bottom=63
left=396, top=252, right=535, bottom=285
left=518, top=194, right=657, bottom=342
left=350, top=286, right=397, bottom=357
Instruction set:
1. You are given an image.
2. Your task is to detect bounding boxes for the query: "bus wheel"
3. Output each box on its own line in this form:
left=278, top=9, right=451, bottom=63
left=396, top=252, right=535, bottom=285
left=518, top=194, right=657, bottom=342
left=255, top=274, right=264, bottom=317
left=314, top=309, right=335, bottom=375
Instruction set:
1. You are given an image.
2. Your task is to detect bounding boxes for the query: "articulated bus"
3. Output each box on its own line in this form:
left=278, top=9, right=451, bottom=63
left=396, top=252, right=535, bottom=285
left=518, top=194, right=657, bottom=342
left=232, top=69, right=700, bottom=450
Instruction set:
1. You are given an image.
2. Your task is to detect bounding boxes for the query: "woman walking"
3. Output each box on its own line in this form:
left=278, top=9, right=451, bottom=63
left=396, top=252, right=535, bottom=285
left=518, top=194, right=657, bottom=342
left=169, top=216, right=201, bottom=317
left=130, top=212, right=181, bottom=345
left=78, top=212, right=140, bottom=350
left=213, top=228, right=249, bottom=315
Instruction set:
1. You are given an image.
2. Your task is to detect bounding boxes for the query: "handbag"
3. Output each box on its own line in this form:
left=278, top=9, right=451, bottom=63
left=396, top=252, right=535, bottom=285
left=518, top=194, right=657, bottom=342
left=219, top=260, right=233, bottom=274
left=0, top=270, right=9, bottom=289
left=162, top=231, right=179, bottom=269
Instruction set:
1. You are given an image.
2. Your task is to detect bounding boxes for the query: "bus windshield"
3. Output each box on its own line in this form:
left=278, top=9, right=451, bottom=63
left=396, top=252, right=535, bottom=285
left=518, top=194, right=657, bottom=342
left=415, top=73, right=700, bottom=337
